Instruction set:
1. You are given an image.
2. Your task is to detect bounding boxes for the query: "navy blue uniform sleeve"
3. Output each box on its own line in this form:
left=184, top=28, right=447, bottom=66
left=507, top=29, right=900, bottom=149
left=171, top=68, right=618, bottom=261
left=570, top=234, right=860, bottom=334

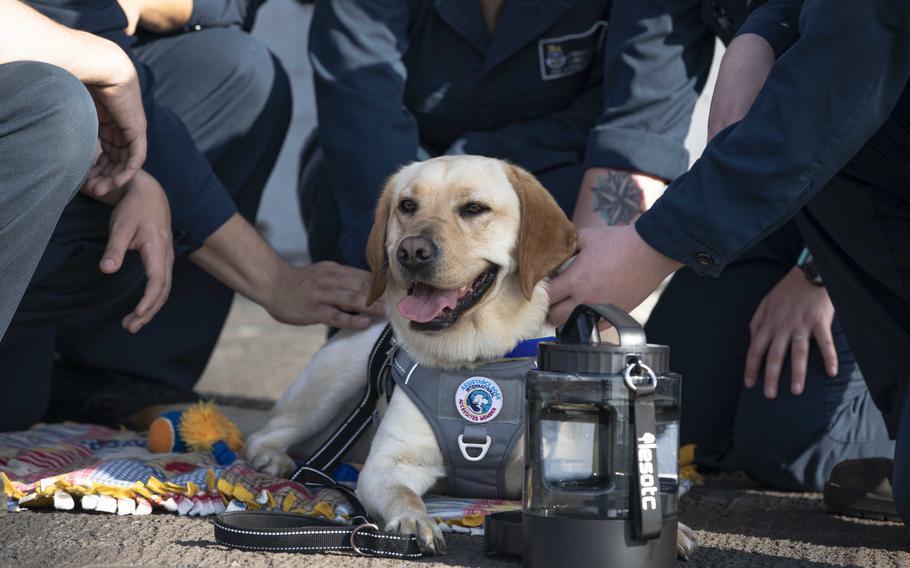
left=187, top=0, right=263, bottom=31
left=636, top=0, right=910, bottom=276
left=309, top=0, right=418, bottom=269
left=445, top=83, right=602, bottom=174
left=142, top=90, right=236, bottom=257
left=586, top=0, right=714, bottom=181
left=736, top=0, right=803, bottom=57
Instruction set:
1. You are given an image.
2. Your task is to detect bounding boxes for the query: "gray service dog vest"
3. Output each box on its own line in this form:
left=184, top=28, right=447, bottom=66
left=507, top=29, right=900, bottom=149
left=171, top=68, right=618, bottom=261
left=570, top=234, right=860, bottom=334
left=388, top=346, right=537, bottom=499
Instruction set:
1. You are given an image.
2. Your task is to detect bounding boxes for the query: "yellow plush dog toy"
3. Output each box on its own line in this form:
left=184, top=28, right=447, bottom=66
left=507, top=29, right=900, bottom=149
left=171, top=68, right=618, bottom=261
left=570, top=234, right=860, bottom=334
left=147, top=401, right=244, bottom=465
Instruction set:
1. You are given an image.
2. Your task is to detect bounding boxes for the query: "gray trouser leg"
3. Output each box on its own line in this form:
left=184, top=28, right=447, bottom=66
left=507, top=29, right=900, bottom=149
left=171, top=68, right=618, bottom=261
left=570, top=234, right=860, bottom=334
left=0, top=62, right=97, bottom=340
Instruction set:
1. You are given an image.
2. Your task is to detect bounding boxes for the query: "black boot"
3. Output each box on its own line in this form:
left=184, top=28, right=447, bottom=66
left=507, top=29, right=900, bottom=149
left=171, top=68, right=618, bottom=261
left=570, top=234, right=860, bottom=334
left=823, top=458, right=900, bottom=522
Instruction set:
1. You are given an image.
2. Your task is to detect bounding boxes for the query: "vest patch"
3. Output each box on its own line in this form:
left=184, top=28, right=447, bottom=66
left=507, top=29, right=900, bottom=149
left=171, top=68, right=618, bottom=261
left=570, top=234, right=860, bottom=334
left=455, top=377, right=503, bottom=423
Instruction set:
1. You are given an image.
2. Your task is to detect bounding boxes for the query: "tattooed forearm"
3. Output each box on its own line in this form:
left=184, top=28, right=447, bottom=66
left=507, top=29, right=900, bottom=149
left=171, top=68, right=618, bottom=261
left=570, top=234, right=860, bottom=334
left=590, top=171, right=645, bottom=226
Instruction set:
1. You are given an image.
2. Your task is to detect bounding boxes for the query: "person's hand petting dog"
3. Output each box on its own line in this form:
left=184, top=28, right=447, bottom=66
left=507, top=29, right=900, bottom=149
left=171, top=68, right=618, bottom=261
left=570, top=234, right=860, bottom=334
left=550, top=162, right=670, bottom=325
left=745, top=267, right=838, bottom=399
left=710, top=33, right=840, bottom=399
left=548, top=225, right=681, bottom=325
left=190, top=214, right=385, bottom=330
left=100, top=170, right=174, bottom=334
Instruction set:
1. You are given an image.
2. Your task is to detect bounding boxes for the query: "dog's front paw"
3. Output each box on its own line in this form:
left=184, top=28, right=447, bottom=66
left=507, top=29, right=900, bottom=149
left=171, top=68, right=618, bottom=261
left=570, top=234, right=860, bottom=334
left=677, top=521, right=699, bottom=560
left=245, top=445, right=296, bottom=478
left=385, top=513, right=446, bottom=555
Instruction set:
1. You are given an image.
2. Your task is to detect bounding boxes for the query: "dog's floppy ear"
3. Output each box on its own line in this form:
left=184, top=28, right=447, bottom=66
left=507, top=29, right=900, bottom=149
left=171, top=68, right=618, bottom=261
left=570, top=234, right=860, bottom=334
left=365, top=174, right=397, bottom=306
left=506, top=164, right=578, bottom=300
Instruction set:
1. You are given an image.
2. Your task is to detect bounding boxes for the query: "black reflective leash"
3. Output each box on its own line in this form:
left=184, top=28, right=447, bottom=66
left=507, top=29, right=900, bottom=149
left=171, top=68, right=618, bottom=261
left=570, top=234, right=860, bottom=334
left=214, top=467, right=422, bottom=558
left=213, top=326, right=423, bottom=558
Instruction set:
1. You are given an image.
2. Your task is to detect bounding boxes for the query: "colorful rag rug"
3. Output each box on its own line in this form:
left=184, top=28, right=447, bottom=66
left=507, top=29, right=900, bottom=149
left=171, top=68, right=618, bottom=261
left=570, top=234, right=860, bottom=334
left=1, top=424, right=696, bottom=536
left=0, top=423, right=516, bottom=535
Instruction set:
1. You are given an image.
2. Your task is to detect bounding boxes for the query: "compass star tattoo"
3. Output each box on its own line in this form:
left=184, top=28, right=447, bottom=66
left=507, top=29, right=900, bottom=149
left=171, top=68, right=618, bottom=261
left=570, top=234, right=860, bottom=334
left=590, top=171, right=645, bottom=226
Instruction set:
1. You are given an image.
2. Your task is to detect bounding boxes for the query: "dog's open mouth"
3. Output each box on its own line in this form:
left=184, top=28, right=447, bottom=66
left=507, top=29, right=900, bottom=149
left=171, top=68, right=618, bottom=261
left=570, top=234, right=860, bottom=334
left=397, top=267, right=499, bottom=331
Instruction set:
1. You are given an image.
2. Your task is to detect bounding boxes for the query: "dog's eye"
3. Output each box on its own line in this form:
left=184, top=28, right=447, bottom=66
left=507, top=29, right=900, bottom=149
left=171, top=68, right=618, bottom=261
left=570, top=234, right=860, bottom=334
left=398, top=199, right=418, bottom=214
left=460, top=202, right=490, bottom=217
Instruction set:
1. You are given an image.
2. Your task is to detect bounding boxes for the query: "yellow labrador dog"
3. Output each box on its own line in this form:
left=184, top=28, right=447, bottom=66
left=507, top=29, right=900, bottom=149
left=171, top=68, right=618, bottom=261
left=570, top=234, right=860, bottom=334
left=245, top=155, right=696, bottom=557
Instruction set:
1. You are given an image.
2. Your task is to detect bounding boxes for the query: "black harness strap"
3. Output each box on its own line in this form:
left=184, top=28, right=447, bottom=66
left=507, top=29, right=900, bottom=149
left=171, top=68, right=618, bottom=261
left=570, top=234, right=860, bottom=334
left=295, top=325, right=395, bottom=477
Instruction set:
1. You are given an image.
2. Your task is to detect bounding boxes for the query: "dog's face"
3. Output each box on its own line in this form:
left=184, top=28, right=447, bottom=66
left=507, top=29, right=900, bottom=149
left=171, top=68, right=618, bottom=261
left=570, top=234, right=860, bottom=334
left=365, top=156, right=576, bottom=366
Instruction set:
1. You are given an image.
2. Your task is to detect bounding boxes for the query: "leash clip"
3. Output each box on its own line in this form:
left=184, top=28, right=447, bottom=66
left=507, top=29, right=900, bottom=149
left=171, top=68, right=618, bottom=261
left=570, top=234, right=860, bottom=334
left=350, top=522, right=379, bottom=556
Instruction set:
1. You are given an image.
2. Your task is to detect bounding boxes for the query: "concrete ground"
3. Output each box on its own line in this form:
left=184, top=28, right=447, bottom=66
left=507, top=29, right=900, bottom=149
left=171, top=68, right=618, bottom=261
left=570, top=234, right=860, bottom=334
left=2, top=297, right=907, bottom=567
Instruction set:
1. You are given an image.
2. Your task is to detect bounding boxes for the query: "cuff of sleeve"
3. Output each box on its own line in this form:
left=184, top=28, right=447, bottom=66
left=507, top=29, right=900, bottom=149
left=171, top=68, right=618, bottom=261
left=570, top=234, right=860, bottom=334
left=584, top=127, right=689, bottom=182
left=635, top=200, right=724, bottom=277
left=736, top=18, right=798, bottom=58
left=170, top=178, right=237, bottom=257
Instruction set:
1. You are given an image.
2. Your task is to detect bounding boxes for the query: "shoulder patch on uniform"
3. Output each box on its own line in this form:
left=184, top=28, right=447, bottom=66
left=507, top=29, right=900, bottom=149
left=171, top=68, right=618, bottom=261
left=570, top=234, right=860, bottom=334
left=455, top=377, right=503, bottom=423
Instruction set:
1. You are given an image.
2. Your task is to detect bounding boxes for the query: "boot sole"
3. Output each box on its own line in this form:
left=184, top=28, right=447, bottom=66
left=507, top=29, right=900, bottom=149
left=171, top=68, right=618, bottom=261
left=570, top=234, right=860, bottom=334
left=824, top=482, right=901, bottom=522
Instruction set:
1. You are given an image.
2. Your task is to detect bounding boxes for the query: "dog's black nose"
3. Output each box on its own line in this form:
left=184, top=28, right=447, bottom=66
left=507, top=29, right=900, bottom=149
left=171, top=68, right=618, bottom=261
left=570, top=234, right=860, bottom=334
left=396, top=236, right=437, bottom=270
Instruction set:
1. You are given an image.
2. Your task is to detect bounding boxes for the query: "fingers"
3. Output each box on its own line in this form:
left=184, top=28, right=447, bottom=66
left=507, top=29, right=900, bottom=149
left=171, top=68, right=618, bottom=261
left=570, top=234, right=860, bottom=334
left=545, top=256, right=583, bottom=325
left=319, top=262, right=386, bottom=316
left=744, top=329, right=770, bottom=389
left=814, top=322, right=839, bottom=377
left=547, top=297, right=576, bottom=327
left=545, top=269, right=574, bottom=311
left=113, top=134, right=146, bottom=189
left=95, top=120, right=146, bottom=191
left=762, top=335, right=789, bottom=399
left=749, top=298, right=767, bottom=337
left=789, top=332, right=810, bottom=396
left=123, top=238, right=172, bottom=333
left=100, top=223, right=132, bottom=274
left=317, top=307, right=373, bottom=330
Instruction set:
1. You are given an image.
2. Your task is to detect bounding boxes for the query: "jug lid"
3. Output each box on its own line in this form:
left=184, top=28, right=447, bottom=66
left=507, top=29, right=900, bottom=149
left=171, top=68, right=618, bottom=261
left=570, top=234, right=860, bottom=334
left=538, top=304, right=669, bottom=374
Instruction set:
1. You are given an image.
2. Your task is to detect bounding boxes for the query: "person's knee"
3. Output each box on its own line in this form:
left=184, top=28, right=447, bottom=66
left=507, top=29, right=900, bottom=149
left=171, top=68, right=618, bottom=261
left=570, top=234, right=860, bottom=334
left=733, top=426, right=816, bottom=491
left=213, top=31, right=291, bottom=121
left=9, top=62, right=98, bottom=197
left=733, top=392, right=829, bottom=491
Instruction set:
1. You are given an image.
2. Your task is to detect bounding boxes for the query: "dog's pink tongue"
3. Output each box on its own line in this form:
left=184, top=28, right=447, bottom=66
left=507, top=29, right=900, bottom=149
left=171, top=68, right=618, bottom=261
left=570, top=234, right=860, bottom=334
left=397, top=286, right=459, bottom=323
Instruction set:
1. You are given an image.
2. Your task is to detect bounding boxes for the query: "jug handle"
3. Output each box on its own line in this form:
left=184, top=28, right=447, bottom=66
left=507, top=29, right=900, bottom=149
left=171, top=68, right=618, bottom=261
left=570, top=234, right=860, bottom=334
left=557, top=303, right=646, bottom=348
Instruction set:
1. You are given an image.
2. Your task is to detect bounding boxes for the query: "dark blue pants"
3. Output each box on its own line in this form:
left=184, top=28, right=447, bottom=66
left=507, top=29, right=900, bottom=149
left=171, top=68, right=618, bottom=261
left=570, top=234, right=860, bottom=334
left=646, top=221, right=893, bottom=492
left=0, top=29, right=291, bottom=430
left=797, top=174, right=910, bottom=523
left=299, top=131, right=583, bottom=264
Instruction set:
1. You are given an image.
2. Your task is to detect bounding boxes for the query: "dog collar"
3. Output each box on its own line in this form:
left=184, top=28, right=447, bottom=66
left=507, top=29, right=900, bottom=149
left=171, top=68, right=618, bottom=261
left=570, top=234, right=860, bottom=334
left=503, top=337, right=556, bottom=359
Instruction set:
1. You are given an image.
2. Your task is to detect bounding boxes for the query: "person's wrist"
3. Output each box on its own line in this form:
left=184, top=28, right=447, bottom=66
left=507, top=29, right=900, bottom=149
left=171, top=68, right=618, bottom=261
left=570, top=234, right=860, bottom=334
left=74, top=33, right=136, bottom=87
left=256, top=256, right=290, bottom=315
left=630, top=224, right=682, bottom=277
